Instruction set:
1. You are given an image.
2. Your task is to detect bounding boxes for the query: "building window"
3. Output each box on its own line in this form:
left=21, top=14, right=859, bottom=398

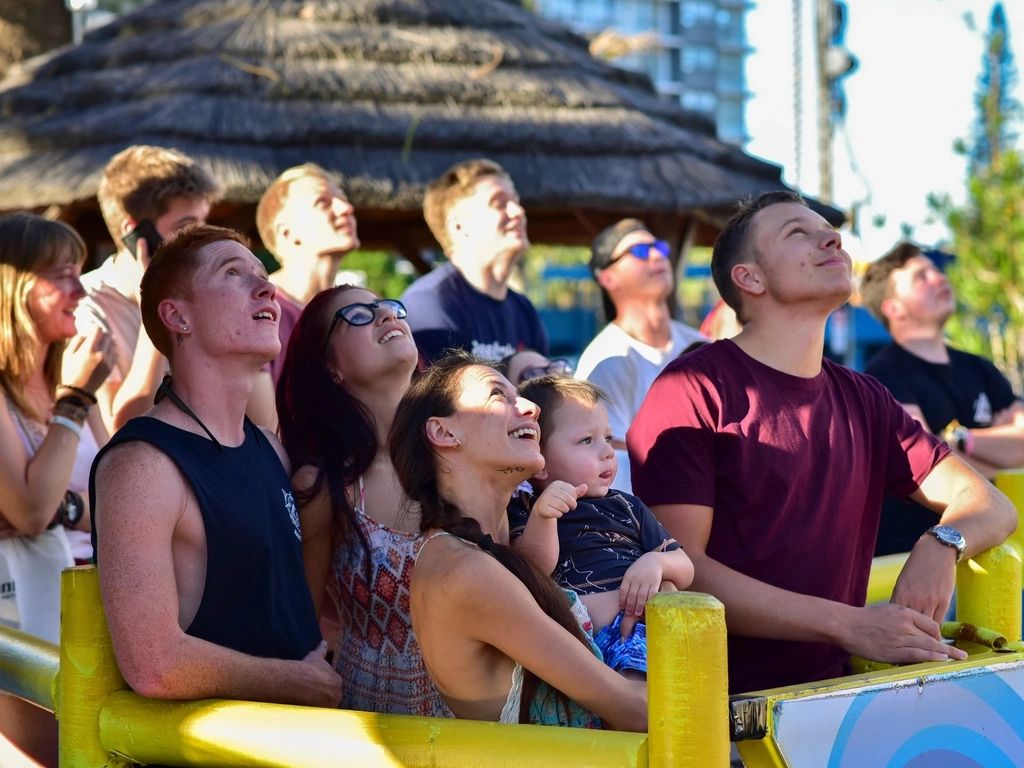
left=717, top=99, right=746, bottom=140
left=616, top=0, right=656, bottom=33
left=682, top=90, right=717, bottom=114
left=680, top=0, right=716, bottom=27
left=716, top=8, right=745, bottom=46
left=682, top=45, right=717, bottom=73
left=577, top=0, right=614, bottom=29
left=717, top=55, right=744, bottom=91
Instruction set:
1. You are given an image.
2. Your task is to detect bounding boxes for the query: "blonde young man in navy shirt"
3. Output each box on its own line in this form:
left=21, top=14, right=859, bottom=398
left=403, top=159, right=548, bottom=366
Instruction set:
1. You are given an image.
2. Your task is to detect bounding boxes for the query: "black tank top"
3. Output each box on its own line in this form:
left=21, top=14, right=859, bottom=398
left=90, top=416, right=320, bottom=661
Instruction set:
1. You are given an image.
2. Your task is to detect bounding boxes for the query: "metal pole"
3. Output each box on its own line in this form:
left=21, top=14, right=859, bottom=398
left=816, top=0, right=833, bottom=204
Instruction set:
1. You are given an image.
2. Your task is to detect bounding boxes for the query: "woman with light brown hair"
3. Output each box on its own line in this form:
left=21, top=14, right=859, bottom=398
left=0, top=213, right=116, bottom=767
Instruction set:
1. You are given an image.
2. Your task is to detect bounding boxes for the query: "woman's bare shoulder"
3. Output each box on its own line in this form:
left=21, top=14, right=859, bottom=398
left=416, top=535, right=513, bottom=594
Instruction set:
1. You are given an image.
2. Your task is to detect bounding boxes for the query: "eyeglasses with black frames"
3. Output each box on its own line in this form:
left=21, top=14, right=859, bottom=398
left=322, top=299, right=408, bottom=354
left=518, top=358, right=574, bottom=384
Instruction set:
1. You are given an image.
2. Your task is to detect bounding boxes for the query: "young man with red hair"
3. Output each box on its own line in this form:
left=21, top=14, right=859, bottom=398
left=90, top=225, right=341, bottom=709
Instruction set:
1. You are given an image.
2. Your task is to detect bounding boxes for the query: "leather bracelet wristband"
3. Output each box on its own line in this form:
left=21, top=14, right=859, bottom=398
left=53, top=398, right=88, bottom=423
left=57, top=385, right=97, bottom=405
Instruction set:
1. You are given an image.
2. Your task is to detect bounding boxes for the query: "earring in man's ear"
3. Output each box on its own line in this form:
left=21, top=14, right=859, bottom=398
left=454, top=438, right=462, bottom=449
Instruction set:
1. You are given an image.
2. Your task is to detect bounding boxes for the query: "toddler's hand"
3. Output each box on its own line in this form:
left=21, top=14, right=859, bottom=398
left=619, top=552, right=665, bottom=618
left=532, top=481, right=587, bottom=520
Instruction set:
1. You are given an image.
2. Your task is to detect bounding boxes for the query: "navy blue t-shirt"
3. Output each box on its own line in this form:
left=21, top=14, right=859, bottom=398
left=401, top=262, right=549, bottom=364
left=508, top=489, right=679, bottom=594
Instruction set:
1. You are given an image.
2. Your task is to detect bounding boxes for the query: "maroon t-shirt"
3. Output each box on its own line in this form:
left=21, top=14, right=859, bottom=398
left=627, top=339, right=949, bottom=694
left=262, top=290, right=304, bottom=387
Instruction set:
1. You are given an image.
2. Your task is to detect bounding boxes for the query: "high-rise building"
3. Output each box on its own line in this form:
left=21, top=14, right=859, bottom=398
left=538, top=0, right=752, bottom=146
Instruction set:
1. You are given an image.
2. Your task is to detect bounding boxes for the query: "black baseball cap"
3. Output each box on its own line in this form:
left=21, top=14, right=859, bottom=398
left=589, top=219, right=650, bottom=277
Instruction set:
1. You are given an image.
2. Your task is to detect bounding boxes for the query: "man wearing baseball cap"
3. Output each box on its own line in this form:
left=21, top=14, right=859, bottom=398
left=575, top=219, right=705, bottom=493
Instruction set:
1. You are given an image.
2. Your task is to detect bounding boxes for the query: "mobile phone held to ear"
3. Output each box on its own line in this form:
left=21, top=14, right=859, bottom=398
left=122, top=219, right=163, bottom=260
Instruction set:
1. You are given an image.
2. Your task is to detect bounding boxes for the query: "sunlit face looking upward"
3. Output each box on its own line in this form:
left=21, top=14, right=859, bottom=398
left=323, top=288, right=417, bottom=389
left=884, top=255, right=955, bottom=328
left=446, top=176, right=529, bottom=264
left=437, top=366, right=544, bottom=480
left=173, top=240, right=281, bottom=361
left=536, top=398, right=617, bottom=499
left=280, top=176, right=360, bottom=258
left=600, top=229, right=674, bottom=301
left=739, top=202, right=853, bottom=312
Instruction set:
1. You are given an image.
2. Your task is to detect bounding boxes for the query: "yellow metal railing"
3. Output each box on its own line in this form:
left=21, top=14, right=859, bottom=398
left=5, top=466, right=1024, bottom=766
left=0, top=567, right=729, bottom=768
left=0, top=625, right=58, bottom=712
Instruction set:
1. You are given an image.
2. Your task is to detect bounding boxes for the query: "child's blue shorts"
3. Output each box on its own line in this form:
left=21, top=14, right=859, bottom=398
left=593, top=611, right=647, bottom=674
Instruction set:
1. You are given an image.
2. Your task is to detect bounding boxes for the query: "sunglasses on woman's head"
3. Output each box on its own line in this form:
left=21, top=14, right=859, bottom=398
left=518, top=358, right=574, bottom=384
left=322, top=299, right=408, bottom=353
left=608, top=239, right=671, bottom=266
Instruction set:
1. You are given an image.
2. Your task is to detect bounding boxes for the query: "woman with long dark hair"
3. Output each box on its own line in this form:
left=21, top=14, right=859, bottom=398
left=389, top=352, right=647, bottom=729
left=276, top=285, right=451, bottom=717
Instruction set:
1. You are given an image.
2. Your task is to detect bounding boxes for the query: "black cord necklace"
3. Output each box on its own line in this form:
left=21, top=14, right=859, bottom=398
left=155, top=375, right=225, bottom=452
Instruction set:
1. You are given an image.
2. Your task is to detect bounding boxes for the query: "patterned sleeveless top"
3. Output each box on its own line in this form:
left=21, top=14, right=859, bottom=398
left=327, top=479, right=453, bottom=717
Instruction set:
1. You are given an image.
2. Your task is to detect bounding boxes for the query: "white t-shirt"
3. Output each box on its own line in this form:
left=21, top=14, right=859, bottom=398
left=75, top=257, right=141, bottom=386
left=575, top=320, right=705, bottom=493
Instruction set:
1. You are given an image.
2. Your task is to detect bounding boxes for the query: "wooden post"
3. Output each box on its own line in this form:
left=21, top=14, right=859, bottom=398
left=647, top=592, right=729, bottom=768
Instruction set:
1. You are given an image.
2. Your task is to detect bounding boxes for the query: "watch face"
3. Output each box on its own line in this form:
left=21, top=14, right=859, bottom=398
left=932, top=525, right=965, bottom=546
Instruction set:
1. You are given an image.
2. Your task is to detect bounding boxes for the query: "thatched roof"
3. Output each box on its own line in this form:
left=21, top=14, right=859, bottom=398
left=0, top=0, right=843, bottom=235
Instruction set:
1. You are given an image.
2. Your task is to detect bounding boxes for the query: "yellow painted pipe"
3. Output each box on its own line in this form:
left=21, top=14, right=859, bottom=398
left=995, top=469, right=1024, bottom=562
left=956, top=543, right=1023, bottom=653
left=647, top=592, right=729, bottom=768
left=0, top=625, right=59, bottom=711
left=865, top=552, right=910, bottom=605
left=59, top=566, right=126, bottom=768
left=97, top=691, right=649, bottom=768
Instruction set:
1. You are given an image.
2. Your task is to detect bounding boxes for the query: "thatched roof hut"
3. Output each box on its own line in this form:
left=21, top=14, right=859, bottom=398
left=0, top=0, right=841, bottom=265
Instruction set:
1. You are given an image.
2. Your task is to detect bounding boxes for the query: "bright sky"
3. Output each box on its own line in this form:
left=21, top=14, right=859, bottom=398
left=745, top=0, right=1024, bottom=262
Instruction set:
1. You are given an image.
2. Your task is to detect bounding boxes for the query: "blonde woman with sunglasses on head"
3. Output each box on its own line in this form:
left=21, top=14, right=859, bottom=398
left=0, top=213, right=116, bottom=767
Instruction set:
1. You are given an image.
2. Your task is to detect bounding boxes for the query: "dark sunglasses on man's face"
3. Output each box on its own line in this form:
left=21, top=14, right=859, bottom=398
left=518, top=358, right=574, bottom=384
left=609, top=239, right=671, bottom=266
left=322, top=299, right=407, bottom=354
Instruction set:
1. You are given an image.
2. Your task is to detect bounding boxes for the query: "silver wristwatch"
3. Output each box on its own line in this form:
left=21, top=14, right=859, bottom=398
left=924, top=525, right=967, bottom=563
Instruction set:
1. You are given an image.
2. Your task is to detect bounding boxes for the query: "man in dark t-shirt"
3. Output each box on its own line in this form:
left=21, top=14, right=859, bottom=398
left=861, top=243, right=1024, bottom=555
left=628, top=191, right=1016, bottom=694
left=402, top=159, right=548, bottom=364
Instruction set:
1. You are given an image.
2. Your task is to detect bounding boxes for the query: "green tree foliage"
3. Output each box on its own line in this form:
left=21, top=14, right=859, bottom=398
left=338, top=250, right=418, bottom=299
left=929, top=3, right=1024, bottom=390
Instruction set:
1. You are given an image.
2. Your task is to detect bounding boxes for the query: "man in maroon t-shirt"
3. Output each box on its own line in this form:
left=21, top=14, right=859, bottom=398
left=246, top=164, right=360, bottom=430
left=627, top=190, right=1017, bottom=694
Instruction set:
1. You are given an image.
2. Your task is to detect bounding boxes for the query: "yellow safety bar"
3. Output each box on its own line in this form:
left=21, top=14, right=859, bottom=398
left=0, top=567, right=731, bottom=768
left=4, top=466, right=1024, bottom=766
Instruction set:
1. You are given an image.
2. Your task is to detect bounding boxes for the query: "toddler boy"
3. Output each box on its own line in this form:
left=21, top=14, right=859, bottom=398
left=508, top=376, right=693, bottom=676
